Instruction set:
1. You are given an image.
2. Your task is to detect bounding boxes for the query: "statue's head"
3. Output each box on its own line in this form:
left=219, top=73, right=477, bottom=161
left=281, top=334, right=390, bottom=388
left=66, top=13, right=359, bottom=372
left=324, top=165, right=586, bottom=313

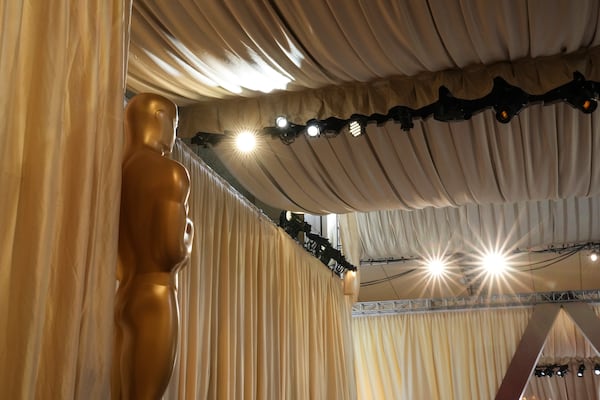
left=125, top=93, right=178, bottom=154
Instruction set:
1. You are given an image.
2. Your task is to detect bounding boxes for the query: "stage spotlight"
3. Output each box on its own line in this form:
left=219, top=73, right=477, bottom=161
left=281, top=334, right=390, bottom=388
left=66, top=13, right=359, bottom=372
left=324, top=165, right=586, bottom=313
left=556, top=365, right=568, bottom=377
left=594, top=363, right=600, bottom=375
left=490, top=77, right=528, bottom=124
left=306, top=120, right=321, bottom=137
left=496, top=108, right=511, bottom=123
left=349, top=120, right=364, bottom=137
left=494, top=106, right=522, bottom=124
left=482, top=251, right=507, bottom=275
left=577, top=364, right=585, bottom=377
left=235, top=130, right=257, bottom=153
left=563, top=72, right=598, bottom=114
left=389, top=106, right=414, bottom=131
left=275, top=115, right=289, bottom=129
left=426, top=257, right=446, bottom=276
left=590, top=251, right=598, bottom=262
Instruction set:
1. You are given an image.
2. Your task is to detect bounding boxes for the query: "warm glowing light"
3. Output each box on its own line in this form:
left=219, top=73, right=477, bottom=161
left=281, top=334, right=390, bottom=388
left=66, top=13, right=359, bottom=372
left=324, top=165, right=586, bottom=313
left=235, top=131, right=257, bottom=153
left=349, top=120, right=363, bottom=137
left=591, top=252, right=598, bottom=262
left=306, top=124, right=320, bottom=137
left=426, top=257, right=446, bottom=276
left=276, top=116, right=288, bottom=128
left=482, top=251, right=507, bottom=275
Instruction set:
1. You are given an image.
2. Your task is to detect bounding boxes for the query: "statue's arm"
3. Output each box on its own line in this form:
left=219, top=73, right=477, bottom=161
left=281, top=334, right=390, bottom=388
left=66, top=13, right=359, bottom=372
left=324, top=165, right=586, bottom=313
left=154, top=164, right=193, bottom=267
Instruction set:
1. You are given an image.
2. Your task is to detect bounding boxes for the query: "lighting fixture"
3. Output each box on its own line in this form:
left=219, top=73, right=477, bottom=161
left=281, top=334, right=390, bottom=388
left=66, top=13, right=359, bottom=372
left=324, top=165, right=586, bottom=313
left=594, top=363, right=600, bottom=375
left=482, top=251, right=507, bottom=275
left=306, top=120, right=321, bottom=137
left=389, top=106, right=414, bottom=131
left=278, top=211, right=357, bottom=277
left=349, top=120, right=364, bottom=137
left=193, top=71, right=600, bottom=147
left=276, top=115, right=289, bottom=129
left=235, top=130, right=257, bottom=153
left=426, top=257, right=446, bottom=276
left=591, top=251, right=598, bottom=262
left=556, top=364, right=568, bottom=377
left=577, top=363, right=585, bottom=377
left=562, top=72, right=598, bottom=114
left=285, top=210, right=293, bottom=221
left=490, top=77, right=528, bottom=124
left=535, top=364, right=569, bottom=378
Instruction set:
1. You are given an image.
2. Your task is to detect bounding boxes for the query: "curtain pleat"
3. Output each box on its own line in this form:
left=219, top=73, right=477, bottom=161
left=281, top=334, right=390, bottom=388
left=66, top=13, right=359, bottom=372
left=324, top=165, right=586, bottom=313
left=353, top=306, right=600, bottom=399
left=352, top=308, right=533, bottom=399
left=0, top=1, right=130, bottom=399
left=341, top=196, right=600, bottom=261
left=167, top=142, right=356, bottom=399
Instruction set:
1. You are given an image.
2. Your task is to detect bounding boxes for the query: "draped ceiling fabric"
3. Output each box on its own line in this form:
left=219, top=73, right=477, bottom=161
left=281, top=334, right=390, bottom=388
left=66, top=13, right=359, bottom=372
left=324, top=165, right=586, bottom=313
left=352, top=306, right=600, bottom=400
left=167, top=142, right=356, bottom=400
left=346, top=196, right=600, bottom=261
left=126, top=0, right=600, bottom=304
left=0, top=1, right=130, bottom=399
left=126, top=0, right=600, bottom=214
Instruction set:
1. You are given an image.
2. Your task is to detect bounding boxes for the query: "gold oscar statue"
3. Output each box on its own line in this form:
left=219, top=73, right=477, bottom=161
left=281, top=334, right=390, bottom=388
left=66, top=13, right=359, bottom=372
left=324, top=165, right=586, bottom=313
left=113, top=93, right=194, bottom=400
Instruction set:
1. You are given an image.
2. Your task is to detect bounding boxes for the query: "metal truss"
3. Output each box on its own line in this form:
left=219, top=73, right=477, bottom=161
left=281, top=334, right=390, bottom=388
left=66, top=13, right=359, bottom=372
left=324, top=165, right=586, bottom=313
left=352, top=290, right=600, bottom=317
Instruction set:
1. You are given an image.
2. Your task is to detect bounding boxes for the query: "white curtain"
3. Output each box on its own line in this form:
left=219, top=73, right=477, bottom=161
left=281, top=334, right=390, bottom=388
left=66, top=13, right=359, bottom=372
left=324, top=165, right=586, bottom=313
left=341, top=196, right=600, bottom=261
left=0, top=1, right=130, bottom=399
left=167, top=142, right=357, bottom=399
left=200, top=101, right=600, bottom=214
left=352, top=308, right=532, bottom=399
left=127, top=0, right=600, bottom=108
left=352, top=306, right=600, bottom=400
left=123, top=0, right=600, bottom=214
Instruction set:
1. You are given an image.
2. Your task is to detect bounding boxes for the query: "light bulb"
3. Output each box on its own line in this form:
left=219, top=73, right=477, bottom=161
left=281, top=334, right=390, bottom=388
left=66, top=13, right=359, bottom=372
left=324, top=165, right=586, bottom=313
left=276, top=116, right=288, bottom=128
left=235, top=131, right=257, bottom=153
left=482, top=251, right=507, bottom=275
left=306, top=124, right=320, bottom=137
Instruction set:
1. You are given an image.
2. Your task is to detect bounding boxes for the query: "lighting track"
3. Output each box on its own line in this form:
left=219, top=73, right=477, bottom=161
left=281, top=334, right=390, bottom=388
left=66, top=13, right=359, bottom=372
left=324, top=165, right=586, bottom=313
left=192, top=71, right=600, bottom=146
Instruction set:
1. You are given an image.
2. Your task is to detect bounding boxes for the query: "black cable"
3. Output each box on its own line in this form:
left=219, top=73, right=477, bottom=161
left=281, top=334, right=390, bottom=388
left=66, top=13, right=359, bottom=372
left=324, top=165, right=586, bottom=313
left=360, top=268, right=418, bottom=286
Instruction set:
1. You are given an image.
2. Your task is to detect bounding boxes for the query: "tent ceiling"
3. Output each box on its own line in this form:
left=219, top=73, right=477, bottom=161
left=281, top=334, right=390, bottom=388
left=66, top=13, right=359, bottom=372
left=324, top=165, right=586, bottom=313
left=127, top=0, right=600, bottom=301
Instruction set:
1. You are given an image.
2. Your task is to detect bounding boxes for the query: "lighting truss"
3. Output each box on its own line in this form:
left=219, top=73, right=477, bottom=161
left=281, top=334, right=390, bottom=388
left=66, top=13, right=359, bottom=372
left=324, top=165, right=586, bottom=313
left=351, top=289, right=600, bottom=316
left=278, top=212, right=357, bottom=277
left=192, top=71, right=600, bottom=146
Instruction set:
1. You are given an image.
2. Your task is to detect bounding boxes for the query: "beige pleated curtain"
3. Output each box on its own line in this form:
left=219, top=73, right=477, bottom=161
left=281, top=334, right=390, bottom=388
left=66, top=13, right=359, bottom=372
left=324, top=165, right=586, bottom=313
left=352, top=307, right=600, bottom=399
left=0, top=1, right=130, bottom=398
left=0, top=3, right=357, bottom=398
left=168, top=142, right=357, bottom=399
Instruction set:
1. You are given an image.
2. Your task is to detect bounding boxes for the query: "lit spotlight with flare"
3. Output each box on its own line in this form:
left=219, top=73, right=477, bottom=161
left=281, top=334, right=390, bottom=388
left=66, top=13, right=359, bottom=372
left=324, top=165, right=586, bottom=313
left=235, top=130, right=257, bottom=153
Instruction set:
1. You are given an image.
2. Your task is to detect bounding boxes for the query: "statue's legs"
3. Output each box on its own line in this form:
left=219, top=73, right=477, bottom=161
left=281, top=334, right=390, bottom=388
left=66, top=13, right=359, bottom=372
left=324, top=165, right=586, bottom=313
left=119, top=273, right=178, bottom=400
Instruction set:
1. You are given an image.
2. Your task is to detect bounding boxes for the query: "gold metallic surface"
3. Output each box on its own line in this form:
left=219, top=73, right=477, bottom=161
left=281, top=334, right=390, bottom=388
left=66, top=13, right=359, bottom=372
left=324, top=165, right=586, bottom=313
left=113, top=93, right=194, bottom=399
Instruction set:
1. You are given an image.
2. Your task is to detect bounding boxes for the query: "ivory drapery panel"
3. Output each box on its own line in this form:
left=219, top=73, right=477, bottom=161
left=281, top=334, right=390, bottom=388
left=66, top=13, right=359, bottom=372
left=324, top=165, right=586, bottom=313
left=167, top=142, right=356, bottom=400
left=0, top=1, right=130, bottom=399
left=352, top=306, right=600, bottom=400
left=203, top=101, right=600, bottom=214
left=127, top=0, right=600, bottom=108
left=340, top=196, right=600, bottom=261
left=352, top=308, right=533, bottom=400
left=126, top=0, right=600, bottom=215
